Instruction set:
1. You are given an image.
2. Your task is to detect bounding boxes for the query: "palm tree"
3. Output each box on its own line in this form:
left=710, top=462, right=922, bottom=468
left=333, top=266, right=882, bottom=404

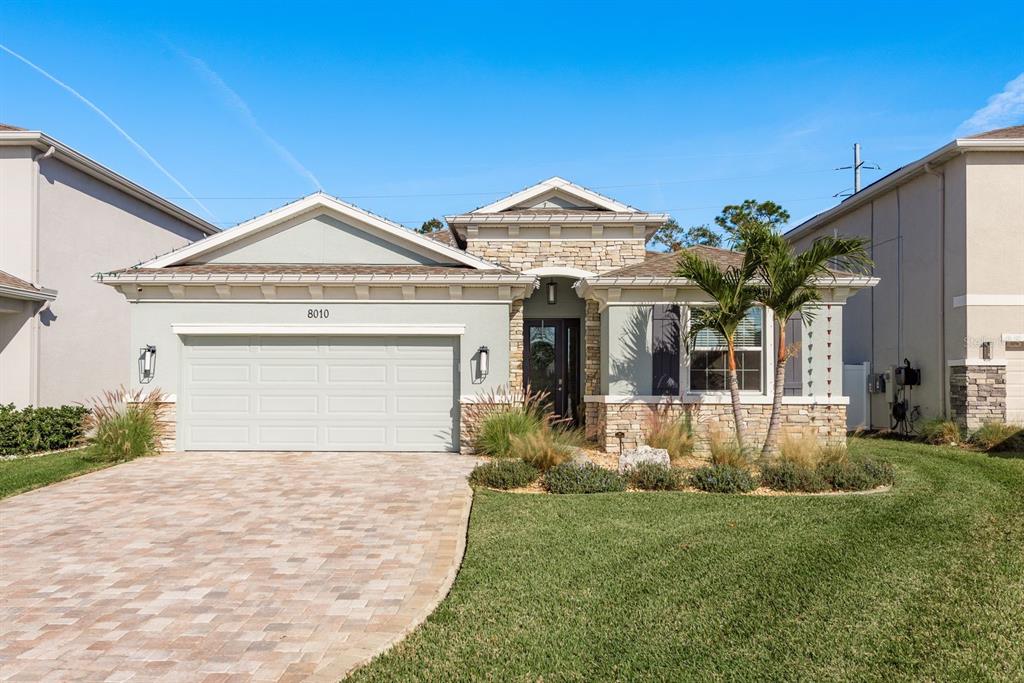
left=675, top=249, right=761, bottom=450
left=751, top=231, right=872, bottom=457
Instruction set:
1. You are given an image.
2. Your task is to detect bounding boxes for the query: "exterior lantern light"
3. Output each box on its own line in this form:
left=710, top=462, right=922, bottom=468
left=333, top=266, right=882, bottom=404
left=478, top=346, right=489, bottom=377
left=547, top=281, right=557, bottom=305
left=139, top=345, right=157, bottom=383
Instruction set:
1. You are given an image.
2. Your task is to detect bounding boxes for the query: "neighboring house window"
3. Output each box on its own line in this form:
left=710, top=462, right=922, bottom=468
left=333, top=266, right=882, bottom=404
left=652, top=305, right=680, bottom=395
left=689, top=307, right=763, bottom=392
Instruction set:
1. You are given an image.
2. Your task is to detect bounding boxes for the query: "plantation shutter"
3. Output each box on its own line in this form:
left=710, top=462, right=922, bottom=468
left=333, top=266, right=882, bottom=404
left=652, top=305, right=680, bottom=395
left=782, top=313, right=803, bottom=396
left=693, top=308, right=763, bottom=348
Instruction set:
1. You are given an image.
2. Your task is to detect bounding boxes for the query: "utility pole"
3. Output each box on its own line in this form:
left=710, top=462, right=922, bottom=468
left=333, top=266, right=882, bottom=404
left=834, top=144, right=879, bottom=197
left=853, top=143, right=862, bottom=193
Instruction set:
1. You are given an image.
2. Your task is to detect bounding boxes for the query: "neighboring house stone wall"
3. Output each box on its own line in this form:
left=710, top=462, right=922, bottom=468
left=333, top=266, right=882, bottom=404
left=466, top=239, right=646, bottom=273
left=589, top=401, right=847, bottom=455
left=949, top=364, right=1006, bottom=431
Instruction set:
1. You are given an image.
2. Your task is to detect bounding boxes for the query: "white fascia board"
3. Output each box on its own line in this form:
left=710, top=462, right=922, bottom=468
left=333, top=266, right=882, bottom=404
left=0, top=131, right=217, bottom=235
left=467, top=176, right=638, bottom=214
left=0, top=283, right=58, bottom=302
left=96, top=271, right=536, bottom=285
left=172, top=323, right=466, bottom=336
left=139, top=193, right=501, bottom=270
left=522, top=266, right=597, bottom=278
left=445, top=212, right=668, bottom=225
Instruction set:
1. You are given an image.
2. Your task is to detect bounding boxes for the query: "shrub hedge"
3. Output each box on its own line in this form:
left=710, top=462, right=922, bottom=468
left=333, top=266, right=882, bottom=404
left=469, top=459, right=539, bottom=490
left=627, top=462, right=682, bottom=491
left=818, top=459, right=895, bottom=491
left=0, top=404, right=89, bottom=456
left=543, top=462, right=626, bottom=494
left=688, top=464, right=756, bottom=494
left=758, top=461, right=827, bottom=493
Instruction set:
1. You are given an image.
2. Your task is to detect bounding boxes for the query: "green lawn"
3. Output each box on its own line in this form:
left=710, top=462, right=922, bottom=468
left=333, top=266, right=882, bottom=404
left=349, top=439, right=1024, bottom=681
left=0, top=449, right=114, bottom=499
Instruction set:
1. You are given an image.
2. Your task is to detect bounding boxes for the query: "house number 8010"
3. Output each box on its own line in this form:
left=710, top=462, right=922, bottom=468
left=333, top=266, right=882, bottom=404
left=307, top=308, right=330, bottom=319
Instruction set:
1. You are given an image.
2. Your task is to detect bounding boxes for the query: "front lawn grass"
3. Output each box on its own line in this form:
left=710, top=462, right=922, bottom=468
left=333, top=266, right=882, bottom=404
left=0, top=448, right=114, bottom=499
left=349, top=438, right=1024, bottom=681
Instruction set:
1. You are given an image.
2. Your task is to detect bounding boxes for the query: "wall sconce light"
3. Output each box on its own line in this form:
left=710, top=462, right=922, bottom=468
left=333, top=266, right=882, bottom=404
left=478, top=346, right=489, bottom=377
left=139, top=345, right=157, bottom=383
left=981, top=341, right=992, bottom=360
left=547, top=281, right=557, bottom=305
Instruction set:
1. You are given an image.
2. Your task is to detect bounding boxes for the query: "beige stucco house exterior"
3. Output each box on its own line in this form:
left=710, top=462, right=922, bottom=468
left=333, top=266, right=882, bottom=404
left=787, top=125, right=1024, bottom=432
left=99, top=177, right=872, bottom=453
left=0, top=125, right=217, bottom=408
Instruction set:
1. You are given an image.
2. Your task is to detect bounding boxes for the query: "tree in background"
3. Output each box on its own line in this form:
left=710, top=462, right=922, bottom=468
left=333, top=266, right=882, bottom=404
left=650, top=219, right=722, bottom=251
left=714, top=200, right=790, bottom=248
left=418, top=217, right=446, bottom=234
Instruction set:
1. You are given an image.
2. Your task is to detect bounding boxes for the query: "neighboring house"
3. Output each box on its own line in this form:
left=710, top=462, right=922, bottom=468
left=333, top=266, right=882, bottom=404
left=98, top=177, right=873, bottom=453
left=0, top=124, right=217, bottom=408
left=787, top=125, right=1024, bottom=432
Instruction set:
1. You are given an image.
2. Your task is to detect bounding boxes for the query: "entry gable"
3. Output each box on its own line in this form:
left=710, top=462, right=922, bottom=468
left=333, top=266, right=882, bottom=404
left=140, top=193, right=499, bottom=269
left=467, top=176, right=637, bottom=214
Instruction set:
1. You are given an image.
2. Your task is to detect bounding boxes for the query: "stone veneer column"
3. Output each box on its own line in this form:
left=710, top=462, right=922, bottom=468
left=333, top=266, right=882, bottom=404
left=949, top=364, right=1006, bottom=431
left=509, top=299, right=524, bottom=393
left=583, top=299, right=602, bottom=438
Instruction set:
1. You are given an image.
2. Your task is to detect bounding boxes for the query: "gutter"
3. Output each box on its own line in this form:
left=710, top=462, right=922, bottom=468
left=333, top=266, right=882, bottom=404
left=93, top=271, right=539, bottom=285
left=0, top=283, right=58, bottom=301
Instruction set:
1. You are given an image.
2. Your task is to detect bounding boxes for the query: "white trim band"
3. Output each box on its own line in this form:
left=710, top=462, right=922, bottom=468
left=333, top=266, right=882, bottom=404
left=953, top=294, right=1024, bottom=308
left=946, top=358, right=1008, bottom=367
left=583, top=394, right=850, bottom=406
left=172, top=324, right=466, bottom=336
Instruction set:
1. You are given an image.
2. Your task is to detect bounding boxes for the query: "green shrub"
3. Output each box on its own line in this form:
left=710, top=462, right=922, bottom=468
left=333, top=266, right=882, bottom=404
left=469, top=459, right=539, bottom=489
left=645, top=411, right=694, bottom=462
left=83, top=387, right=163, bottom=462
left=688, top=464, right=756, bottom=493
left=543, top=462, right=626, bottom=494
left=510, top=427, right=582, bottom=471
left=818, top=459, right=895, bottom=491
left=627, top=462, right=681, bottom=491
left=759, top=461, right=827, bottom=493
left=0, top=403, right=90, bottom=455
left=918, top=418, right=962, bottom=446
left=969, top=422, right=1024, bottom=452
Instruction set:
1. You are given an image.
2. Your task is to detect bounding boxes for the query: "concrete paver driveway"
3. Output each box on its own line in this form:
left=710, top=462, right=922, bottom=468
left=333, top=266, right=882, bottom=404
left=0, top=452, right=475, bottom=682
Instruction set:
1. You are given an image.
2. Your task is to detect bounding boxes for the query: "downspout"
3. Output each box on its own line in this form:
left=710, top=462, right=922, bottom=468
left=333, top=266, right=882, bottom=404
left=925, top=161, right=947, bottom=417
left=30, top=145, right=55, bottom=405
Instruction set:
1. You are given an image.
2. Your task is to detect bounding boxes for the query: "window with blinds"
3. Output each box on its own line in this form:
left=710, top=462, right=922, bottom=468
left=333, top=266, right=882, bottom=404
left=689, top=307, right=763, bottom=391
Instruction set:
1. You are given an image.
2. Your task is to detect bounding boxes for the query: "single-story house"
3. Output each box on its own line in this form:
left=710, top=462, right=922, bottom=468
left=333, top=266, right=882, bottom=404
left=787, top=125, right=1024, bottom=432
left=98, top=177, right=874, bottom=453
left=0, top=124, right=217, bottom=408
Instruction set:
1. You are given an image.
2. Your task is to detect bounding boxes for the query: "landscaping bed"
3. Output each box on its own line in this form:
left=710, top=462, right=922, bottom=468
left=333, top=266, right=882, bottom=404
left=348, top=438, right=1024, bottom=681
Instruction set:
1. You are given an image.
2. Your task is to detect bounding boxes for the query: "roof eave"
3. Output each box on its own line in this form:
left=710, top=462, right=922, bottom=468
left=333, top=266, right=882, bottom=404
left=0, top=283, right=58, bottom=302
left=0, top=131, right=218, bottom=236
left=94, top=271, right=538, bottom=285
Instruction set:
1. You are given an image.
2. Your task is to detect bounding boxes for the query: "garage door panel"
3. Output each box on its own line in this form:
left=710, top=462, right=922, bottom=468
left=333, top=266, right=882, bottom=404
left=326, top=364, right=388, bottom=383
left=257, top=394, right=319, bottom=415
left=189, top=363, right=252, bottom=383
left=182, top=335, right=457, bottom=451
left=188, top=394, right=251, bottom=415
left=326, top=395, right=388, bottom=414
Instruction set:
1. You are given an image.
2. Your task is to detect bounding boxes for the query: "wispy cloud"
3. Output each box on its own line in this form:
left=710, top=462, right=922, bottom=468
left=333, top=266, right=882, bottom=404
left=0, top=43, right=215, bottom=219
left=175, top=48, right=322, bottom=191
left=957, top=72, right=1024, bottom=135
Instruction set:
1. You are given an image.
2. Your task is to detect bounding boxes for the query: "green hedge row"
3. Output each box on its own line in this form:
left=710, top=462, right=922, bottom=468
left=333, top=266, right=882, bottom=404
left=0, top=404, right=89, bottom=456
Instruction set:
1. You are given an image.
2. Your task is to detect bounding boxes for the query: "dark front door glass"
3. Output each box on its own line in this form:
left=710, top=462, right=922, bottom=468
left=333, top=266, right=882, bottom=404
left=524, top=319, right=580, bottom=422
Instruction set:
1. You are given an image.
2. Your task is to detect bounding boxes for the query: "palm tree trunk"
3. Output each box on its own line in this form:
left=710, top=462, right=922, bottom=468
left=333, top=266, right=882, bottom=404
left=761, top=323, right=787, bottom=458
left=726, top=338, right=746, bottom=450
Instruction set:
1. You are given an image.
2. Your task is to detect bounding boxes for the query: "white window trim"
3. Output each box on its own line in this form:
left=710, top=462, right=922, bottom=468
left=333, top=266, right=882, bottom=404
left=682, top=305, right=770, bottom=396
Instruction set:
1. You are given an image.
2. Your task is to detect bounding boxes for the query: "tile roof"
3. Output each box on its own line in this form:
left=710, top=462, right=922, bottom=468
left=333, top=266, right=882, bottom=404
left=0, top=123, right=26, bottom=131
left=0, top=269, right=43, bottom=294
left=967, top=124, right=1024, bottom=139
left=111, top=263, right=512, bottom=276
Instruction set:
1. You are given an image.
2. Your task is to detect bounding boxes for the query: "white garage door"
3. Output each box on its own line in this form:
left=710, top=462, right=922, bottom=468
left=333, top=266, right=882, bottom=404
left=1007, top=350, right=1024, bottom=423
left=180, top=335, right=458, bottom=451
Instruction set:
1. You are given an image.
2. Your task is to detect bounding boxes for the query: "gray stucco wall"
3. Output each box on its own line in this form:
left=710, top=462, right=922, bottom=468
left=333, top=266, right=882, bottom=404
left=604, top=305, right=653, bottom=395
left=35, top=155, right=209, bottom=406
left=198, top=213, right=457, bottom=266
left=128, top=301, right=512, bottom=399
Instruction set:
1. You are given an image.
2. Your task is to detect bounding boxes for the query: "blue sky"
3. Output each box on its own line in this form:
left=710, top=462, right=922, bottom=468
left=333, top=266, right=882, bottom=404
left=2, top=1, right=1022, bottom=234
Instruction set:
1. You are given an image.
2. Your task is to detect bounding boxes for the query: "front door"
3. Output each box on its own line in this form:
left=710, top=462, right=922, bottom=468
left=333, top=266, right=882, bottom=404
left=524, top=319, right=580, bottom=423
